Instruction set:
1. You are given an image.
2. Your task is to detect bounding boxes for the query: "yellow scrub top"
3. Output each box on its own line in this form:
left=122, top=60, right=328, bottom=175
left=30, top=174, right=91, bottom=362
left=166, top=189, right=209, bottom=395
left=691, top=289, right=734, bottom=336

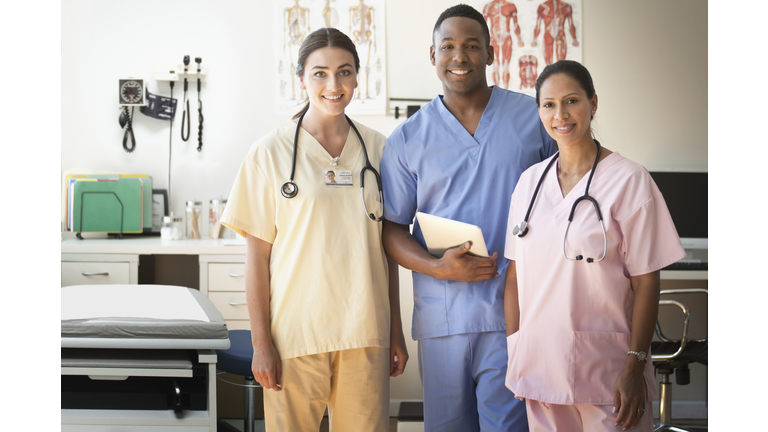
left=220, top=120, right=390, bottom=360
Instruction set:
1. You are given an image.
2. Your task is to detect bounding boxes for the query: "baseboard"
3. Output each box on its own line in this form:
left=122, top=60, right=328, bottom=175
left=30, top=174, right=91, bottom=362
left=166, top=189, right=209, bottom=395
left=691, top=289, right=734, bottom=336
left=390, top=399, right=424, bottom=417
left=652, top=400, right=708, bottom=419
left=389, top=399, right=708, bottom=421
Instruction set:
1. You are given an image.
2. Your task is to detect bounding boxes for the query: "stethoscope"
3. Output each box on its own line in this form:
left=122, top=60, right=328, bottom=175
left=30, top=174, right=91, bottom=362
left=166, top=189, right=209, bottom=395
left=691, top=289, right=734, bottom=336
left=281, top=109, right=384, bottom=222
left=512, top=140, right=607, bottom=263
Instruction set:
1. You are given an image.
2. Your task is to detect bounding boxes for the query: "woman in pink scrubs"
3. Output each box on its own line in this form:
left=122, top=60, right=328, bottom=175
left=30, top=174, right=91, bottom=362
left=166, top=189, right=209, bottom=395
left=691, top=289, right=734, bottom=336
left=503, top=60, right=686, bottom=431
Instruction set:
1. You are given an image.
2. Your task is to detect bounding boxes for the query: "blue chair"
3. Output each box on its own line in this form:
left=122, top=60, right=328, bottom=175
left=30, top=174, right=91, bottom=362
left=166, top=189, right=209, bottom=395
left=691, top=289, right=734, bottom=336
left=216, top=330, right=261, bottom=432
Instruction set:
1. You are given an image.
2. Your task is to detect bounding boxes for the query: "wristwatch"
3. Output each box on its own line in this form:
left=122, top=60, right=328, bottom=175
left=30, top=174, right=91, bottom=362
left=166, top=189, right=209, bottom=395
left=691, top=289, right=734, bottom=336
left=628, top=350, right=647, bottom=362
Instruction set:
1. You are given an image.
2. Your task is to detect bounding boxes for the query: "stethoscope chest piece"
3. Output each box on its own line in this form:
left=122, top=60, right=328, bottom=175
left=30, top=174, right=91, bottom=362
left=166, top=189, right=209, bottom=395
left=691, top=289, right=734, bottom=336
left=281, top=181, right=298, bottom=198
left=512, top=221, right=529, bottom=237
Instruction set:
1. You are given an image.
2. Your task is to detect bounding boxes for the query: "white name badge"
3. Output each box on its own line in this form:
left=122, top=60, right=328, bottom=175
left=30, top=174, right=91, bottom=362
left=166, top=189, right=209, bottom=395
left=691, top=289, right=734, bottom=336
left=325, top=170, right=353, bottom=187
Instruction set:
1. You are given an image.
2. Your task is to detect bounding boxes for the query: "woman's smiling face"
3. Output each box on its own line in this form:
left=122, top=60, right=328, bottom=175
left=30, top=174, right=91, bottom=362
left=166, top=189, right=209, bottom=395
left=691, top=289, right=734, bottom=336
left=537, top=72, right=597, bottom=148
left=300, top=46, right=358, bottom=118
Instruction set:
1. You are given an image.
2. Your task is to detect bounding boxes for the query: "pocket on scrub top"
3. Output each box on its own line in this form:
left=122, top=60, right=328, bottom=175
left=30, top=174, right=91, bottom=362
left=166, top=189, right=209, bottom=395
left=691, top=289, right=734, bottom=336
left=572, top=331, right=631, bottom=404
left=505, top=332, right=520, bottom=391
left=366, top=218, right=383, bottom=249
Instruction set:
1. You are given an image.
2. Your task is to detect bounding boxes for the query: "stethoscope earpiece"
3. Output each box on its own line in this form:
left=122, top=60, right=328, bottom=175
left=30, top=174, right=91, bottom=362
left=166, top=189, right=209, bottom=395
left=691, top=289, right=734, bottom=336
left=281, top=181, right=298, bottom=198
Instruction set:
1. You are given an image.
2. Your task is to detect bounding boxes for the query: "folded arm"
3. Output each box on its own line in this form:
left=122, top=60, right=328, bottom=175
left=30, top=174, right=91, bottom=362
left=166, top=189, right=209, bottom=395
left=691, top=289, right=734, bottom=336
left=382, top=220, right=498, bottom=282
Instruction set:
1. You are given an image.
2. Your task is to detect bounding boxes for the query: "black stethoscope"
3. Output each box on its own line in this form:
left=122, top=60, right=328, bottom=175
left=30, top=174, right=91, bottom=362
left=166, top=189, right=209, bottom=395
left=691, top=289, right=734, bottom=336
left=281, top=109, right=384, bottom=222
left=512, top=140, right=607, bottom=263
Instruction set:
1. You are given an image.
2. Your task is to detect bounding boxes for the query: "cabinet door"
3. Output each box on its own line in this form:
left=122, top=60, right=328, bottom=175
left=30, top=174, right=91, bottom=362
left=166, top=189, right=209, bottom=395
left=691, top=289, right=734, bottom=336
left=207, top=263, right=246, bottom=292
left=61, top=262, right=131, bottom=286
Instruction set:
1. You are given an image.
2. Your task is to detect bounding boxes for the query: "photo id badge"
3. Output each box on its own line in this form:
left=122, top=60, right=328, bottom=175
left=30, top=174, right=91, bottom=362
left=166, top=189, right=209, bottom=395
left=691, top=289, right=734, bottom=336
left=325, top=170, right=353, bottom=187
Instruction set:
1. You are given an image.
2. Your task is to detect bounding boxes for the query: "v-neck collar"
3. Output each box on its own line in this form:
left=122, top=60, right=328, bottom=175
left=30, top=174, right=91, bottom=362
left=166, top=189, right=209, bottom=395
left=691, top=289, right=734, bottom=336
left=435, top=85, right=499, bottom=149
left=294, top=121, right=362, bottom=169
left=546, top=152, right=622, bottom=211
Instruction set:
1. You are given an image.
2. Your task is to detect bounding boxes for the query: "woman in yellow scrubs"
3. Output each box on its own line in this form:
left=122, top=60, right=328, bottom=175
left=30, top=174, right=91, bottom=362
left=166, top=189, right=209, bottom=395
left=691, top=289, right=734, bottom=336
left=221, top=28, right=408, bottom=432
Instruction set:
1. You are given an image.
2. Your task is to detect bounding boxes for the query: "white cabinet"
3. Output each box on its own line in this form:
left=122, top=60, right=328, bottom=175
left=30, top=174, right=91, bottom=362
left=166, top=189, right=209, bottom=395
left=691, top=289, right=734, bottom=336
left=61, top=254, right=138, bottom=286
left=199, top=255, right=249, bottom=331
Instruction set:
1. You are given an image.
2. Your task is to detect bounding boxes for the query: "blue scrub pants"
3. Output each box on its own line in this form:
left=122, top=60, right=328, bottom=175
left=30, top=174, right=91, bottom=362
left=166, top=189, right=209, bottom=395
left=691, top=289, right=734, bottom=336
left=417, top=331, right=528, bottom=432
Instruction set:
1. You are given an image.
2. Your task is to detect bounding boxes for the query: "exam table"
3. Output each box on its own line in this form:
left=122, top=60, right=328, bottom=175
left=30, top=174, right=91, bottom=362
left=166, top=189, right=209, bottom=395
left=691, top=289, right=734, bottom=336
left=61, top=284, right=230, bottom=432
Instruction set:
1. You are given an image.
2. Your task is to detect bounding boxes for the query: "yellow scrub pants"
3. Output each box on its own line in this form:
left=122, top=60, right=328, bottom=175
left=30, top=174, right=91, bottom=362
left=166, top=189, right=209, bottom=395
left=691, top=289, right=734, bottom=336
left=264, top=346, right=390, bottom=432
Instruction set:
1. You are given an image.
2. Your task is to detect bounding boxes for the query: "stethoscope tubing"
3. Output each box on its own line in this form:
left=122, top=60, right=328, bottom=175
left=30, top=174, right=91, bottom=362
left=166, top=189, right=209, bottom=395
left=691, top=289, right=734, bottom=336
left=515, top=140, right=607, bottom=263
left=281, top=108, right=383, bottom=221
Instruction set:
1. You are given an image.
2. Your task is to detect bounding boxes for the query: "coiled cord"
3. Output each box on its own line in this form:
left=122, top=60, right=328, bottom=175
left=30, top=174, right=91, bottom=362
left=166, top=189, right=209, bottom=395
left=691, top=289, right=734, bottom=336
left=122, top=106, right=136, bottom=153
left=197, top=98, right=203, bottom=152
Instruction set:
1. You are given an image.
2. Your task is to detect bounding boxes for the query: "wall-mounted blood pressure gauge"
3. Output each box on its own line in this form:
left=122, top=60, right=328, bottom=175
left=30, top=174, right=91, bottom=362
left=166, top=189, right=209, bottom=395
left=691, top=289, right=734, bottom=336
left=118, top=78, right=146, bottom=106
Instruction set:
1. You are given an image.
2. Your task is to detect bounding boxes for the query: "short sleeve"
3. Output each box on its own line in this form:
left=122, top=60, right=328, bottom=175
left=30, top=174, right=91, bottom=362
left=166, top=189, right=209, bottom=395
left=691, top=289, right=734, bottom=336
left=504, top=193, right=518, bottom=261
left=219, top=148, right=277, bottom=243
left=381, top=130, right=418, bottom=225
left=619, top=191, right=686, bottom=276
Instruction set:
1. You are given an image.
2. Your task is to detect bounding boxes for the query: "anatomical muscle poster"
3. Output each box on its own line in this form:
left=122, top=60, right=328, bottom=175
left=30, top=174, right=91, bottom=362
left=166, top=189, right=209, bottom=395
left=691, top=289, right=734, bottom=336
left=474, top=0, right=582, bottom=96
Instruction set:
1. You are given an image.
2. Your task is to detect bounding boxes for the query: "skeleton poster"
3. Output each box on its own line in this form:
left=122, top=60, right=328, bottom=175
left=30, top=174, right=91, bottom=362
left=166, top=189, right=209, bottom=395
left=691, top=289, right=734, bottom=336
left=274, top=0, right=387, bottom=115
left=473, top=0, right=582, bottom=97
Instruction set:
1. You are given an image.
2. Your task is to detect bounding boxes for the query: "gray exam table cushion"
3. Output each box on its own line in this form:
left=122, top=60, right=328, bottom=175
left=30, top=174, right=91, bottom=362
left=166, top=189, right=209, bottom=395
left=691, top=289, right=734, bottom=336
left=61, top=285, right=230, bottom=350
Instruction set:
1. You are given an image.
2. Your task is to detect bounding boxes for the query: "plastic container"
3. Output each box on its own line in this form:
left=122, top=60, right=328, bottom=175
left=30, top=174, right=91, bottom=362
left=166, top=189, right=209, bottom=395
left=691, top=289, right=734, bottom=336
left=186, top=200, right=202, bottom=239
left=162, top=214, right=184, bottom=240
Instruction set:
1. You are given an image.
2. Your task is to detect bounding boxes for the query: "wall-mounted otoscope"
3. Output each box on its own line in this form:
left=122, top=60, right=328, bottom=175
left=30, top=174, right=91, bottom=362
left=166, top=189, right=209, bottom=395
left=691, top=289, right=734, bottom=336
left=181, top=55, right=191, bottom=142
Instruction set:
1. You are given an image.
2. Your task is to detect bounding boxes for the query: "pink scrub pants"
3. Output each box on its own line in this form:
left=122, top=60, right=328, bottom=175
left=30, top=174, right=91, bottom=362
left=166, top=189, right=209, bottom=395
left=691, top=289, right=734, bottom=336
left=525, top=399, right=654, bottom=432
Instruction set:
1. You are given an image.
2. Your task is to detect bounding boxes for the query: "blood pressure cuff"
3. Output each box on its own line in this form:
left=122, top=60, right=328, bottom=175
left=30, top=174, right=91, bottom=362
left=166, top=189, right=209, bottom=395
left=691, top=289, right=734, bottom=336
left=140, top=91, right=177, bottom=121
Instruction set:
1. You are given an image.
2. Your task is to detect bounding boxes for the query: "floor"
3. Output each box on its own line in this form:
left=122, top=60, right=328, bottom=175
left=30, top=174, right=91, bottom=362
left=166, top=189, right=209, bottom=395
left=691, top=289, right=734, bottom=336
left=219, top=417, right=399, bottom=431
left=220, top=417, right=707, bottom=431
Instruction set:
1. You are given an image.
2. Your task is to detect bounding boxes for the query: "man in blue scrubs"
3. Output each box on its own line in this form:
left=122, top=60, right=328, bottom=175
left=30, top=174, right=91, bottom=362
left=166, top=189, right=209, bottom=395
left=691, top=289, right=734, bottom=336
left=380, top=4, right=556, bottom=431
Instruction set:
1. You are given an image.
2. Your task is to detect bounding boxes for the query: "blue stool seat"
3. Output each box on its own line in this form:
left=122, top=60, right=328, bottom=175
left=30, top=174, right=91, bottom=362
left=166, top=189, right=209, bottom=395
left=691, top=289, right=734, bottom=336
left=216, top=330, right=260, bottom=432
left=216, top=330, right=255, bottom=378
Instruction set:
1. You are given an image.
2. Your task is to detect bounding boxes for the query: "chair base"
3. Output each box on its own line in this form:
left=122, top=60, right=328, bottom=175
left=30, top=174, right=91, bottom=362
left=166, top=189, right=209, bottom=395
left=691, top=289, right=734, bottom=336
left=654, top=423, right=708, bottom=432
left=218, top=418, right=267, bottom=432
left=217, top=419, right=242, bottom=432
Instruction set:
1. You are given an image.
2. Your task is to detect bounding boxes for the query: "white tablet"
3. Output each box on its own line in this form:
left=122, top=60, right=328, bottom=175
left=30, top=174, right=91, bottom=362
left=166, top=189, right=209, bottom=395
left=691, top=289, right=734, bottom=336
left=416, top=212, right=489, bottom=258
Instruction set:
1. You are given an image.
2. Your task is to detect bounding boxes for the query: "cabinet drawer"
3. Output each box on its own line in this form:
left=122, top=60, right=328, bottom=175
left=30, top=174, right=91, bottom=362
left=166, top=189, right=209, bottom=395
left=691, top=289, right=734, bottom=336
left=208, top=292, right=249, bottom=320
left=61, top=262, right=131, bottom=286
left=225, top=320, right=250, bottom=331
left=208, top=263, right=246, bottom=292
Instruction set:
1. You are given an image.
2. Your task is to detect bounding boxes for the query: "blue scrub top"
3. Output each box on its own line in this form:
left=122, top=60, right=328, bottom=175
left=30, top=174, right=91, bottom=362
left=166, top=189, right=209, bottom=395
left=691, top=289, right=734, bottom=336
left=381, top=85, right=557, bottom=340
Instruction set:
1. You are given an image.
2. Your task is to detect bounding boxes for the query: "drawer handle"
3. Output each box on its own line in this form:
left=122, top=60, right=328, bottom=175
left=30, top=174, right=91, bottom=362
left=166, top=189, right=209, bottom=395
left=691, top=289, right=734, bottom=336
left=228, top=302, right=247, bottom=306
left=81, top=272, right=109, bottom=276
left=228, top=273, right=245, bottom=277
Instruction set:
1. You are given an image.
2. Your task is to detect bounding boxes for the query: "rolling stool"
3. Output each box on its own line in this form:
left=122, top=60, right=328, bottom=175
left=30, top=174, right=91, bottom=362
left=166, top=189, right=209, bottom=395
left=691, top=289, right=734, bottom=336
left=216, top=330, right=261, bottom=432
left=652, top=289, right=708, bottom=432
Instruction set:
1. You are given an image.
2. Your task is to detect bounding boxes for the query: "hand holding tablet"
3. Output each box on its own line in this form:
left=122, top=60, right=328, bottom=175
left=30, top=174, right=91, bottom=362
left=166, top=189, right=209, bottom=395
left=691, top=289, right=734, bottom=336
left=416, top=212, right=490, bottom=258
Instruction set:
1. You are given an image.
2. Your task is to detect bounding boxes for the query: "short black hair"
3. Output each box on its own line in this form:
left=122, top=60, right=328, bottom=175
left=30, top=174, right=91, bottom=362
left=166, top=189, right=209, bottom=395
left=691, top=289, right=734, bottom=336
left=432, top=4, right=490, bottom=48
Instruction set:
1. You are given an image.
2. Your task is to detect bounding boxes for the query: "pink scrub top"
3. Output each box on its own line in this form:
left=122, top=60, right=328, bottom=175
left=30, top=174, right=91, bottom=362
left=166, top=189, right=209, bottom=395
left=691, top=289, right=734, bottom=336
left=504, top=152, right=686, bottom=405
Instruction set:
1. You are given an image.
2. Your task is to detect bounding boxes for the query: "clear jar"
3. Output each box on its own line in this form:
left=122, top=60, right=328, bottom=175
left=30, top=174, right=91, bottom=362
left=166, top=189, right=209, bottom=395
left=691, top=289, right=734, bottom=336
left=209, top=199, right=224, bottom=239
left=220, top=198, right=235, bottom=239
left=171, top=215, right=184, bottom=240
left=160, top=216, right=173, bottom=240
left=186, top=200, right=202, bottom=239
